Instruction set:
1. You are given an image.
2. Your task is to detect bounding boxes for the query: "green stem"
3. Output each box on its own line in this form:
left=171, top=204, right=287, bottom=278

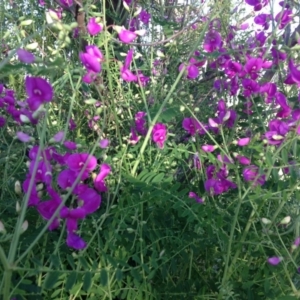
left=131, top=19, right=211, bottom=176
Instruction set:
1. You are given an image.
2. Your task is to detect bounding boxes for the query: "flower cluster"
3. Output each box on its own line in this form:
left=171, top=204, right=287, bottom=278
left=0, top=76, right=53, bottom=127
left=23, top=145, right=111, bottom=250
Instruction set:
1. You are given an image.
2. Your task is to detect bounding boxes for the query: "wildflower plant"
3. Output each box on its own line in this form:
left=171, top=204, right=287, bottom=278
left=1, top=0, right=300, bottom=299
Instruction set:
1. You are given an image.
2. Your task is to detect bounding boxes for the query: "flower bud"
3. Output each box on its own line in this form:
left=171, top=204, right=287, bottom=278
left=0, top=220, right=6, bottom=234
left=21, top=220, right=28, bottom=234
left=16, top=201, right=21, bottom=213
left=261, top=218, right=271, bottom=225
left=134, top=7, right=142, bottom=17
left=123, top=1, right=130, bottom=11
left=15, top=180, right=22, bottom=195
left=36, top=183, right=44, bottom=191
left=279, top=216, right=291, bottom=225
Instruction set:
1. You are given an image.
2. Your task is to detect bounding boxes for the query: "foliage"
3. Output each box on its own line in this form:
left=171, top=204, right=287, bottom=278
left=1, top=0, right=300, bottom=299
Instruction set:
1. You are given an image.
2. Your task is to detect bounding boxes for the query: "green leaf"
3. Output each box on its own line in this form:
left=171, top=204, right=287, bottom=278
left=65, top=271, right=77, bottom=291
left=115, top=269, right=123, bottom=281
left=43, top=271, right=61, bottom=290
left=83, top=272, right=92, bottom=291
left=100, top=269, right=108, bottom=286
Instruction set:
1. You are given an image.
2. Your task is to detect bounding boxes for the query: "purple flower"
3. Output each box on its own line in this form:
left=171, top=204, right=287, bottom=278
left=25, top=76, right=54, bottom=111
left=182, top=118, right=206, bottom=135
left=51, top=131, right=64, bottom=143
left=129, top=127, right=140, bottom=145
left=254, top=13, right=272, bottom=29
left=140, top=10, right=151, bottom=24
left=288, top=60, right=300, bottom=85
left=203, top=30, right=222, bottom=52
left=267, top=256, right=281, bottom=265
left=242, top=78, right=260, bottom=97
left=275, top=9, right=293, bottom=29
left=80, top=45, right=103, bottom=74
left=37, top=188, right=62, bottom=230
left=243, top=165, right=266, bottom=186
left=64, top=141, right=77, bottom=150
left=66, top=232, right=86, bottom=250
left=87, top=18, right=103, bottom=35
left=152, top=123, right=167, bottom=149
left=17, top=49, right=35, bottom=63
left=99, top=139, right=109, bottom=149
left=16, top=132, right=33, bottom=143
left=265, top=119, right=289, bottom=145
left=0, top=116, right=6, bottom=127
left=188, top=191, right=204, bottom=204
left=60, top=0, right=73, bottom=6
left=135, top=112, right=147, bottom=135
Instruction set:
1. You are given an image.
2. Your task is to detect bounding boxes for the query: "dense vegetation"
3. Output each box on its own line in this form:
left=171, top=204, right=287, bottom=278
left=1, top=0, right=300, bottom=299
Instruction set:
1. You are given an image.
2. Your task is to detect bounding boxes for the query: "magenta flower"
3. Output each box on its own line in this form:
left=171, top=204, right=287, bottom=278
left=87, top=17, right=103, bottom=35
left=66, top=153, right=97, bottom=176
left=78, top=188, right=101, bottom=214
left=236, top=137, right=250, bottom=146
left=267, top=256, right=281, bottom=266
left=136, top=71, right=150, bottom=86
left=224, top=60, right=242, bottom=78
left=202, top=145, right=217, bottom=152
left=203, top=30, right=222, bottom=52
left=140, top=10, right=151, bottom=24
left=80, top=45, right=103, bottom=74
left=116, top=26, right=137, bottom=43
left=121, top=69, right=138, bottom=82
left=82, top=71, right=97, bottom=84
left=243, top=165, right=266, bottom=186
left=25, top=76, right=54, bottom=111
left=179, top=61, right=199, bottom=79
left=80, top=53, right=101, bottom=73
left=120, top=49, right=138, bottom=82
left=244, top=57, right=263, bottom=80
left=17, top=49, right=35, bottom=63
left=188, top=192, right=204, bottom=204
left=234, top=154, right=251, bottom=165
left=60, top=0, right=73, bottom=6
left=152, top=123, right=167, bottom=149
left=94, top=163, right=111, bottom=192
